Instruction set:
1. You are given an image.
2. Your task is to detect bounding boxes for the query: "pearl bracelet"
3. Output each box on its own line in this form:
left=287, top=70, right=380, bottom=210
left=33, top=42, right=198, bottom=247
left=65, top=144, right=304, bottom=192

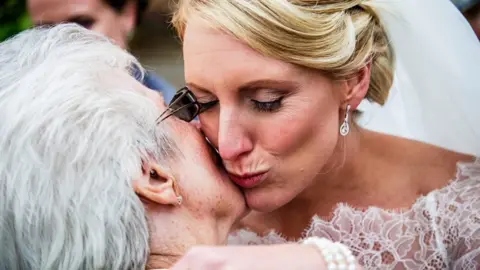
left=302, top=237, right=357, bottom=270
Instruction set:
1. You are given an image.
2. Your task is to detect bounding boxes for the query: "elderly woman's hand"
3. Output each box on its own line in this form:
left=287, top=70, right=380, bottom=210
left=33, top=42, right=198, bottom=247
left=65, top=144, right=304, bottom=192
left=169, top=244, right=333, bottom=270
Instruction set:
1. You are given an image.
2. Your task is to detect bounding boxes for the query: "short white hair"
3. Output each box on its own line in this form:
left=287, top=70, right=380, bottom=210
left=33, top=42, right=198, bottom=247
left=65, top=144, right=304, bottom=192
left=0, top=24, right=175, bottom=269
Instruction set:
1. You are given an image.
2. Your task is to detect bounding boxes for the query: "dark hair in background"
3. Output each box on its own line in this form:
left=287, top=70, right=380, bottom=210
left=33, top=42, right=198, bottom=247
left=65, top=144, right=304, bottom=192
left=104, top=0, right=149, bottom=25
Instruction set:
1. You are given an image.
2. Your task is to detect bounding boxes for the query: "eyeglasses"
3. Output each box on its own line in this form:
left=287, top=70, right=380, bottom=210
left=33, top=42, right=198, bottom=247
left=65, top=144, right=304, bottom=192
left=156, top=87, right=217, bottom=123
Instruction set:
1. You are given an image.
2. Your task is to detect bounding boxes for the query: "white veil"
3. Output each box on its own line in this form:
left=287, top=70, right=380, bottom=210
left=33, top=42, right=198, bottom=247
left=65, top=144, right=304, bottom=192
left=356, top=0, right=480, bottom=156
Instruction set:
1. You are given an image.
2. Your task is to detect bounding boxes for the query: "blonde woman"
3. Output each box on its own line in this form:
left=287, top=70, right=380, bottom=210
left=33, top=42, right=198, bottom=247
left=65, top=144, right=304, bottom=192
left=167, top=0, right=480, bottom=269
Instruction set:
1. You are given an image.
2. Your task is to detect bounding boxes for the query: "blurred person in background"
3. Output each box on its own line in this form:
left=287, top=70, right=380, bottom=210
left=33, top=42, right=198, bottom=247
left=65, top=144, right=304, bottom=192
left=453, top=0, right=480, bottom=11
left=27, top=0, right=176, bottom=101
left=464, top=1, right=480, bottom=38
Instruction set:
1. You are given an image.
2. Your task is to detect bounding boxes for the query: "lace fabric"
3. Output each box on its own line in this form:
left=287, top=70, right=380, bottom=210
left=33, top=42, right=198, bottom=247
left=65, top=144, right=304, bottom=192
left=228, top=158, right=480, bottom=269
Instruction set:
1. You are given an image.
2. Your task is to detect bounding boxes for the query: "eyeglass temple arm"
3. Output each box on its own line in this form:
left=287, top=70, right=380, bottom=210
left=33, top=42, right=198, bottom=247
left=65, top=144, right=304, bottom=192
left=198, top=100, right=218, bottom=114
left=156, top=103, right=193, bottom=124
left=155, top=91, right=188, bottom=123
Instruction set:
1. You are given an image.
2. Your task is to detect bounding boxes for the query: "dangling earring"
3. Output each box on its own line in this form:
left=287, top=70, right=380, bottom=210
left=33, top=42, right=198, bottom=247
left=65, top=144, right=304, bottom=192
left=340, top=104, right=351, bottom=136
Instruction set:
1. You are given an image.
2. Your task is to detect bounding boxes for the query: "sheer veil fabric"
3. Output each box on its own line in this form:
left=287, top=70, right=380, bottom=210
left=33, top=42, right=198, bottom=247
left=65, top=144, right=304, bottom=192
left=357, top=0, right=480, bottom=156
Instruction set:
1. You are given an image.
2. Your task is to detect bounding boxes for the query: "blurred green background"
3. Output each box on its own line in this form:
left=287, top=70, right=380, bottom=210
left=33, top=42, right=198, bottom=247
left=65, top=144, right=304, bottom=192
left=0, top=0, right=185, bottom=87
left=1, top=0, right=478, bottom=43
left=0, top=0, right=32, bottom=42
left=0, top=0, right=477, bottom=87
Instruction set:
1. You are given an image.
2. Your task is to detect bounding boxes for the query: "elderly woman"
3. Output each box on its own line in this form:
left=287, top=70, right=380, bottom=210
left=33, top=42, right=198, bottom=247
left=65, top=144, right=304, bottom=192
left=0, top=24, right=248, bottom=269
left=167, top=0, right=480, bottom=269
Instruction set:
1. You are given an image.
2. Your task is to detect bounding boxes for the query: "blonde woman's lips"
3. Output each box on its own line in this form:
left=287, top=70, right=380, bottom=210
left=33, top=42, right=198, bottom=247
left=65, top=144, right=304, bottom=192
left=228, top=171, right=268, bottom=188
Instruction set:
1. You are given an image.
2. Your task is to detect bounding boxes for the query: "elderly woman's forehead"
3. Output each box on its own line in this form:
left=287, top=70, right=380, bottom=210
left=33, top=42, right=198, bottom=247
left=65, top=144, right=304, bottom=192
left=137, top=84, right=169, bottom=110
left=106, top=71, right=168, bottom=109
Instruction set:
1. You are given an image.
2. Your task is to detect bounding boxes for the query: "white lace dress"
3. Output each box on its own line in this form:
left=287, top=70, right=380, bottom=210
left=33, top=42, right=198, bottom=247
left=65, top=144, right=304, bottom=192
left=228, top=159, right=480, bottom=270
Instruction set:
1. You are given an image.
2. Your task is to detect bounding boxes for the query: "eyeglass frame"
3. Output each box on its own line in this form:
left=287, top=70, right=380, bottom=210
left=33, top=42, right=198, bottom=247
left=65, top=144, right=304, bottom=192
left=155, top=87, right=217, bottom=124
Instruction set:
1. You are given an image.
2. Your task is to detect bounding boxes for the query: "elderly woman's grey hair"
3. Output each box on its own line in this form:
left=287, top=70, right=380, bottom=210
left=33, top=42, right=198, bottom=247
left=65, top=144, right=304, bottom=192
left=0, top=24, right=175, bottom=269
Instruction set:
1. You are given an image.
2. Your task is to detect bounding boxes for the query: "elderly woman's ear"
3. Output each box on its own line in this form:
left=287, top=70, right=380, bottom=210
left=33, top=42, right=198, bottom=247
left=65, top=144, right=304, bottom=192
left=134, top=162, right=183, bottom=206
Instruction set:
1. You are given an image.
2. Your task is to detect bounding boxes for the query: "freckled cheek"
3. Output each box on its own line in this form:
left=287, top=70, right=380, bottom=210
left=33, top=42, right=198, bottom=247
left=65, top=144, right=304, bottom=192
left=183, top=167, right=227, bottom=218
left=177, top=166, right=209, bottom=205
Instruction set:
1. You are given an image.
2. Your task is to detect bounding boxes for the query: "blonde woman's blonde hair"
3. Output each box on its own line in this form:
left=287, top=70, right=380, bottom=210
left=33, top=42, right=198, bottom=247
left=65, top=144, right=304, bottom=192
left=172, top=0, right=395, bottom=105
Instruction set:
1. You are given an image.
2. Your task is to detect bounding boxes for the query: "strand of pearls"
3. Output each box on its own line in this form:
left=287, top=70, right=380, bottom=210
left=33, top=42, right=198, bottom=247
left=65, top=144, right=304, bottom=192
left=302, top=237, right=357, bottom=270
